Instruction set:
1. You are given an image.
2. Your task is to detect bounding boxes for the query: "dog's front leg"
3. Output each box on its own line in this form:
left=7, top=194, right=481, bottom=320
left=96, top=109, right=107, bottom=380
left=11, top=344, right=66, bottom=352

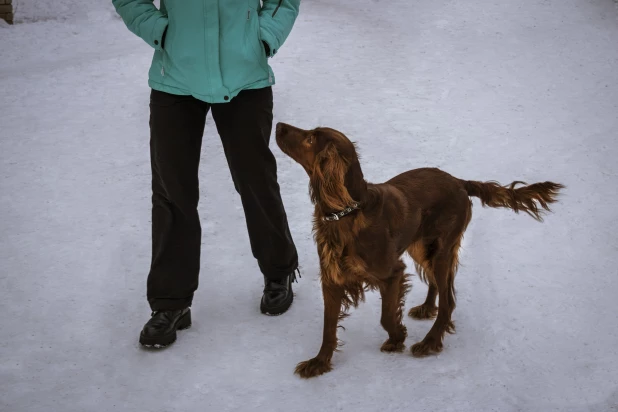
left=295, top=282, right=344, bottom=378
left=379, top=263, right=410, bottom=352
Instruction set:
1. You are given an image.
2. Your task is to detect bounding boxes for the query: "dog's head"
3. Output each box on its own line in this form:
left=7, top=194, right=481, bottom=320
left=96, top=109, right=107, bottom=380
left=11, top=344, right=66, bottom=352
left=275, top=122, right=366, bottom=211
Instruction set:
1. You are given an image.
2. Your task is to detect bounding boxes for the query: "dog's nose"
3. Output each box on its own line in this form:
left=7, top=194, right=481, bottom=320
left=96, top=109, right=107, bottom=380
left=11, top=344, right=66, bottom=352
left=275, top=122, right=286, bottom=136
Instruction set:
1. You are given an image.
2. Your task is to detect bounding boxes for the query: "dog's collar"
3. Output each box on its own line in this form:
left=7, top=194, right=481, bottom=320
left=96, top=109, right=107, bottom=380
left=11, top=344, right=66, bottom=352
left=322, top=202, right=361, bottom=222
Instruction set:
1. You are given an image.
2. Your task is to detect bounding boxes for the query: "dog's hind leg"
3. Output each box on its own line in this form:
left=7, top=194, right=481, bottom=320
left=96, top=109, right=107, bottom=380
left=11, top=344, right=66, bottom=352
left=379, top=259, right=411, bottom=353
left=410, top=234, right=463, bottom=357
left=408, top=281, right=438, bottom=320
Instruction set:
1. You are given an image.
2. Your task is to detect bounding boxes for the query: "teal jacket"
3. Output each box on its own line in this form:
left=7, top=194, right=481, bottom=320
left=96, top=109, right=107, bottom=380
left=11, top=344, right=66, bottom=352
left=112, top=0, right=300, bottom=103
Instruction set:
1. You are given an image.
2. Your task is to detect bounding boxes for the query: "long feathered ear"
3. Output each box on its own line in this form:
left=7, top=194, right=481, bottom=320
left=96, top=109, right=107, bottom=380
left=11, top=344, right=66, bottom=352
left=310, top=143, right=355, bottom=210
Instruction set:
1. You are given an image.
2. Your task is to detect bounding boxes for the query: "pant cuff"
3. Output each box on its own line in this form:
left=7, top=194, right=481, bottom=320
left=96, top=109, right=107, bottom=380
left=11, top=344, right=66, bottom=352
left=260, top=259, right=299, bottom=281
left=148, top=296, right=193, bottom=311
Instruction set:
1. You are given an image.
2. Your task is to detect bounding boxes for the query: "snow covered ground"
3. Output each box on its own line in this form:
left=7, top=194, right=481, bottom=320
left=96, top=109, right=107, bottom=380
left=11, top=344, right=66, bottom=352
left=1, top=0, right=618, bottom=411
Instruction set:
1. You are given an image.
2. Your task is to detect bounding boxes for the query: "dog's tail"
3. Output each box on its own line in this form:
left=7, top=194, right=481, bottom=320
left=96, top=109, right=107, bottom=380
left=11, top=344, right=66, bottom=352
left=462, top=179, right=564, bottom=222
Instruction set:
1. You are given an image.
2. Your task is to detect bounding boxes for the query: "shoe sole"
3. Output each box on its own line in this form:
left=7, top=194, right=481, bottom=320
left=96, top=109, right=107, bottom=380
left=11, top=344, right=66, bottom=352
left=139, top=311, right=192, bottom=349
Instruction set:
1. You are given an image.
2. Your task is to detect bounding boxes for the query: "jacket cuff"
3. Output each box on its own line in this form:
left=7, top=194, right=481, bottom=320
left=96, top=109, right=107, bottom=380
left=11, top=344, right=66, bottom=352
left=150, top=16, right=169, bottom=51
left=259, top=26, right=279, bottom=57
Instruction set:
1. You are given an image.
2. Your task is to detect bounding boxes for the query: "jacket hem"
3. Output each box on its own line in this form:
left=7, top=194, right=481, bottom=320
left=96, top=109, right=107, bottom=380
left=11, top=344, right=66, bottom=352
left=148, top=78, right=275, bottom=104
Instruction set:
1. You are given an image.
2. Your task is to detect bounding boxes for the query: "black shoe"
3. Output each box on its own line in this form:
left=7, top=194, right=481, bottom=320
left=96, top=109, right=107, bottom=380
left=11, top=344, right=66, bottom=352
left=139, top=308, right=191, bottom=348
left=260, top=270, right=299, bottom=316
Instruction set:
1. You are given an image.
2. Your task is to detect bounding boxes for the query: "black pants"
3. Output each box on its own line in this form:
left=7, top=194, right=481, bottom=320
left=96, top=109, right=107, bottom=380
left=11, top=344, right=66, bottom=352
left=147, top=87, right=298, bottom=311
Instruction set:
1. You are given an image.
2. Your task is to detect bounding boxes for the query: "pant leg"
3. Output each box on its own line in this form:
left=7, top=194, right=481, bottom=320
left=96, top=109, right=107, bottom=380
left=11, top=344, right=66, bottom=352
left=210, top=87, right=298, bottom=280
left=147, top=89, right=209, bottom=310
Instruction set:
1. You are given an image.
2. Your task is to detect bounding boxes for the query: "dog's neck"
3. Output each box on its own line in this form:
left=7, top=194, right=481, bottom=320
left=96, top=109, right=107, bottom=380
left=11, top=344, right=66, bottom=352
left=313, top=159, right=369, bottom=217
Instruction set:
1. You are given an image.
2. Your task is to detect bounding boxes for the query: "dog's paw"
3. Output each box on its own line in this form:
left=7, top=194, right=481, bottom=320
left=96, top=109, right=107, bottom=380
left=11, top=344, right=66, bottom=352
left=410, top=337, right=443, bottom=357
left=380, top=339, right=405, bottom=353
left=295, top=357, right=333, bottom=378
left=408, top=304, right=438, bottom=320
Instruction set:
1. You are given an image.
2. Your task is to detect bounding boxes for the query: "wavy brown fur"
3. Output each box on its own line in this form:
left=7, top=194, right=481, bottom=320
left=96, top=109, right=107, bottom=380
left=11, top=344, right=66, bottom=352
left=310, top=143, right=357, bottom=212
left=463, top=180, right=564, bottom=222
left=275, top=122, right=564, bottom=378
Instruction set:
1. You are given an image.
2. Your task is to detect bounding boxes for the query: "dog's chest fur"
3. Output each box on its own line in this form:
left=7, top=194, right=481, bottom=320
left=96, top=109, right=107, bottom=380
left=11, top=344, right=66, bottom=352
left=313, top=212, right=394, bottom=287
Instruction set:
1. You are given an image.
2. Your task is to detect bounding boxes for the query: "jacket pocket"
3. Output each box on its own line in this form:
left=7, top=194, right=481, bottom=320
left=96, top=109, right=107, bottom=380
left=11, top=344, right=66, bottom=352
left=159, top=1, right=176, bottom=77
left=245, top=8, right=269, bottom=72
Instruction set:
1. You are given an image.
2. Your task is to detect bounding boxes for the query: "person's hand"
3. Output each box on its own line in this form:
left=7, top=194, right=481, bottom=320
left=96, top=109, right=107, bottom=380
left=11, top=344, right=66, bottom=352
left=162, top=27, right=168, bottom=49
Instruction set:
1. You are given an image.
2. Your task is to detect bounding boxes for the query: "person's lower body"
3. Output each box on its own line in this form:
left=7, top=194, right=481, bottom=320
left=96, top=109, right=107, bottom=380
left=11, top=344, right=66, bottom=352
left=139, top=87, right=299, bottom=348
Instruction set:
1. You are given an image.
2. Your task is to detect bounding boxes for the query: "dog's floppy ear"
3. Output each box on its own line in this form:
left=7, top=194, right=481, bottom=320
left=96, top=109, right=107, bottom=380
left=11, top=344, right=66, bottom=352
left=310, top=142, right=355, bottom=210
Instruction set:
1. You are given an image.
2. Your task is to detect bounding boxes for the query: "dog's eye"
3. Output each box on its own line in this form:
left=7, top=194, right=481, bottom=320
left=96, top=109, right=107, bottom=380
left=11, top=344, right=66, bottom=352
left=307, top=135, right=314, bottom=144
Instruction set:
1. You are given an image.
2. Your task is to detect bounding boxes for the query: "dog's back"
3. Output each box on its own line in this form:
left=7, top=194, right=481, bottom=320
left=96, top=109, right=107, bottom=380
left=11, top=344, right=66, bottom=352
left=384, top=167, right=472, bottom=219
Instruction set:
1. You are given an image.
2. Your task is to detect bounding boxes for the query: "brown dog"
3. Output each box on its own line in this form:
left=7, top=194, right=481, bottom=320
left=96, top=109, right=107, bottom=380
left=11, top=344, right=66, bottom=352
left=275, top=122, right=564, bottom=379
